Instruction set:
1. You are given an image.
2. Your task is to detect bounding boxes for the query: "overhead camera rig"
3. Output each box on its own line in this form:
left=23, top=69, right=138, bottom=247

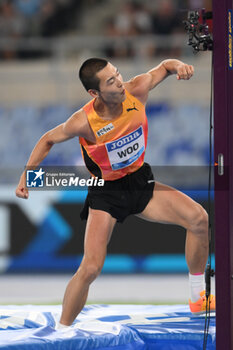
left=183, top=9, right=213, bottom=52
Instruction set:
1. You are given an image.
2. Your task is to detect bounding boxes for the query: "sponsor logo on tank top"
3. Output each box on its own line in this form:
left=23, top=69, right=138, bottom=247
left=105, top=125, right=145, bottom=170
left=96, top=123, right=114, bottom=137
left=126, top=103, right=139, bottom=112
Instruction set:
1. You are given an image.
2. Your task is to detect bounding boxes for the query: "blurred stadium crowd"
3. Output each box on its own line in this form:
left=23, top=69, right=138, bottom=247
left=0, top=0, right=211, bottom=59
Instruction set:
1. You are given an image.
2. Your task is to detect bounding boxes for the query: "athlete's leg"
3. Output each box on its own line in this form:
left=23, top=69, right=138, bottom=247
left=137, top=182, right=209, bottom=274
left=60, top=208, right=116, bottom=326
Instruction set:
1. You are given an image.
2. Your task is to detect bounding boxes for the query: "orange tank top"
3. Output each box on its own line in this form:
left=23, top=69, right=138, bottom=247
left=79, top=89, right=148, bottom=181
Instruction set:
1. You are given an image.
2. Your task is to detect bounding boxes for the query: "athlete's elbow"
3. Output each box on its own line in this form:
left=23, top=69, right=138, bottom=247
left=160, top=60, right=172, bottom=76
left=41, top=131, right=55, bottom=147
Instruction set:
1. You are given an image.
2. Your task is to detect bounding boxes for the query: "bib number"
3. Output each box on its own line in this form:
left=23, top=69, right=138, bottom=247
left=105, top=126, right=145, bottom=170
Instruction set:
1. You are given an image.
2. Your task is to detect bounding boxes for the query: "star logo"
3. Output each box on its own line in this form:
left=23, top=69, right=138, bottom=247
left=26, top=168, right=45, bottom=188
left=33, top=168, right=45, bottom=181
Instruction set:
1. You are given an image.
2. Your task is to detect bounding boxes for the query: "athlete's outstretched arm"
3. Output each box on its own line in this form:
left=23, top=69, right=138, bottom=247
left=15, top=110, right=86, bottom=199
left=125, top=59, right=194, bottom=104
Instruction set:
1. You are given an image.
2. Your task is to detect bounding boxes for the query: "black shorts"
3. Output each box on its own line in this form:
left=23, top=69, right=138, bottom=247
left=80, top=163, right=155, bottom=223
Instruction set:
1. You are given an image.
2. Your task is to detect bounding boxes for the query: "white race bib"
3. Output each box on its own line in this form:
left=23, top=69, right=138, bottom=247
left=105, top=126, right=145, bottom=170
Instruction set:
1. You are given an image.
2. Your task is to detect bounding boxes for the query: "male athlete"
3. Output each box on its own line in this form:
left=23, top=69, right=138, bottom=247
left=15, top=58, right=215, bottom=327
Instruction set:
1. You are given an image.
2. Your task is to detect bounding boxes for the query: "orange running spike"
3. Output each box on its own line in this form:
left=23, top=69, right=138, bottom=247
left=189, top=290, right=216, bottom=314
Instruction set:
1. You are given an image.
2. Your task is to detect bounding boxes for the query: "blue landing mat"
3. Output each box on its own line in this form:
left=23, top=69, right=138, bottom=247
left=0, top=304, right=215, bottom=349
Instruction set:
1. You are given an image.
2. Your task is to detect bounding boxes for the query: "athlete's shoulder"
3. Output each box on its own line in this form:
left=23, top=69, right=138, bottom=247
left=63, top=108, right=90, bottom=138
left=82, top=98, right=95, bottom=114
left=66, top=108, right=87, bottom=125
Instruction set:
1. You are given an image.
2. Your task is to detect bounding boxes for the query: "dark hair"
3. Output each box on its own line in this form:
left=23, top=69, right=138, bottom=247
left=79, top=58, right=108, bottom=91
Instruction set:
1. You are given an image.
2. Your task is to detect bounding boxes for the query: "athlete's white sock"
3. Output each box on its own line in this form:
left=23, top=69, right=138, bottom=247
left=56, top=322, right=69, bottom=330
left=189, top=273, right=205, bottom=303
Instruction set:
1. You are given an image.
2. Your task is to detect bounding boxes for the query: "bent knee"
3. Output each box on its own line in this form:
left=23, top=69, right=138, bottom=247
left=187, top=204, right=208, bottom=233
left=79, top=262, right=102, bottom=283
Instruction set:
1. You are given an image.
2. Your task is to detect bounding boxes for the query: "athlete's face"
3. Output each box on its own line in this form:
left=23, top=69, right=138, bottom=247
left=96, top=63, right=126, bottom=104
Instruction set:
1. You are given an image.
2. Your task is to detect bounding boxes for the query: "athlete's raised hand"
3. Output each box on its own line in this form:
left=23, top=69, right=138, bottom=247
left=176, top=63, right=194, bottom=80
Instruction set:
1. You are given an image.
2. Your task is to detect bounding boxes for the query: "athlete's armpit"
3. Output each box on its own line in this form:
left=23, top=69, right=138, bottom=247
left=124, top=74, right=151, bottom=105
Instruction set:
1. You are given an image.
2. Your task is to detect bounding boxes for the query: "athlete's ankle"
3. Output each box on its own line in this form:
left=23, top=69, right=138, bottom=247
left=189, top=272, right=205, bottom=303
